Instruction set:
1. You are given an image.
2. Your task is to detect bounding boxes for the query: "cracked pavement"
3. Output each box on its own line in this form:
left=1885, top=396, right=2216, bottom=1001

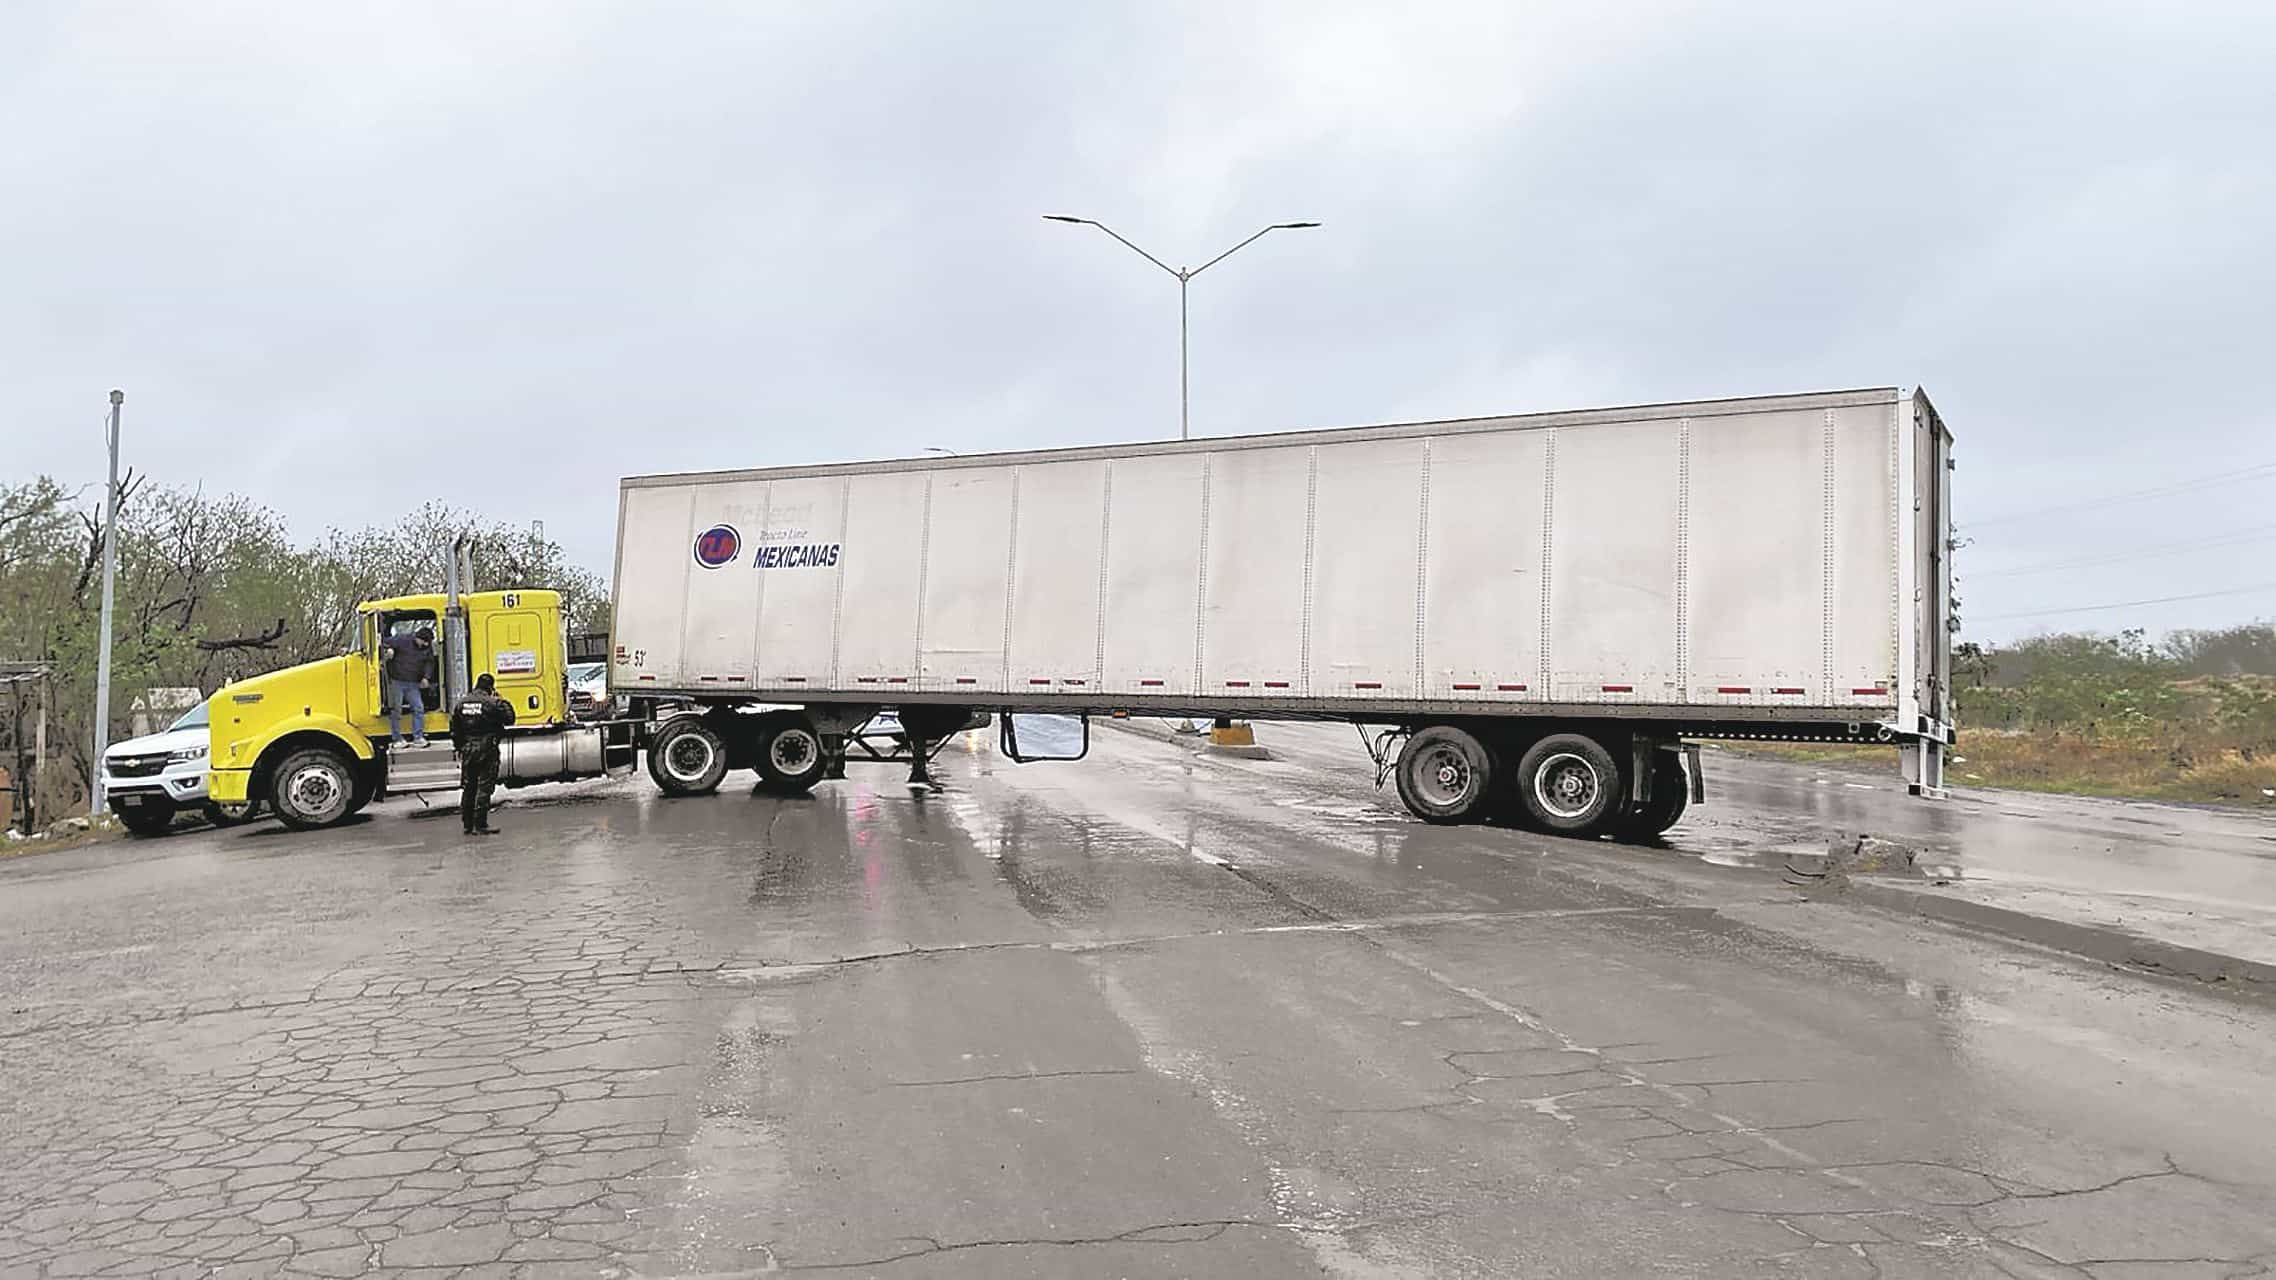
left=3, top=722, right=2274, bottom=1277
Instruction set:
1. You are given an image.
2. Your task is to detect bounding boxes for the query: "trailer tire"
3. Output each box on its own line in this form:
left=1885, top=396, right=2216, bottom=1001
left=755, top=716, right=827, bottom=795
left=1515, top=732, right=1623, bottom=836
left=1394, top=725, right=1496, bottom=824
left=648, top=718, right=729, bottom=796
left=1613, top=752, right=1689, bottom=842
left=270, top=747, right=358, bottom=830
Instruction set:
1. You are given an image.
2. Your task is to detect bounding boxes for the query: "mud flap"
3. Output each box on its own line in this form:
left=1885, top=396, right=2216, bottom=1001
left=1901, top=739, right=1948, bottom=799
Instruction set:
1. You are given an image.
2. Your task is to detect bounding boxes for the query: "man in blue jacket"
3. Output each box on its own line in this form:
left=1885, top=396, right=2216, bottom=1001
left=380, top=626, right=436, bottom=747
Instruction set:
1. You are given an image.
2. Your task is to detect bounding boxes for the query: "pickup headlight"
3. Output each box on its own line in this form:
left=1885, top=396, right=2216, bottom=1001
left=167, top=745, right=209, bottom=764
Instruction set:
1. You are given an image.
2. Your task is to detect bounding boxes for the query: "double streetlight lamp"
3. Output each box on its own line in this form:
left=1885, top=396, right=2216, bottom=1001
left=1042, top=215, right=1319, bottom=441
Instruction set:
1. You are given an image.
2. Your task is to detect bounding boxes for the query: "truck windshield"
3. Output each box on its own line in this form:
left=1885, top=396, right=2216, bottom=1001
left=168, top=702, right=209, bottom=732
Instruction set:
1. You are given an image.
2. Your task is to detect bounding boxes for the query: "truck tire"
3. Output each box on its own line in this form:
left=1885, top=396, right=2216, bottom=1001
left=1613, top=752, right=1689, bottom=842
left=755, top=716, right=827, bottom=795
left=118, top=804, right=178, bottom=837
left=270, top=747, right=357, bottom=830
left=1515, top=732, right=1623, bottom=836
left=648, top=717, right=728, bottom=796
left=1394, top=725, right=1496, bottom=824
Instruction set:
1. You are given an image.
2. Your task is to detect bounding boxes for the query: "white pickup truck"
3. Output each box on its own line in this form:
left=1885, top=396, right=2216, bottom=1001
left=102, top=700, right=258, bottom=835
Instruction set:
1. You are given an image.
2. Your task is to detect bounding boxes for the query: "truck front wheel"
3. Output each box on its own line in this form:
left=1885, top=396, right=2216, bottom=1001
left=270, top=748, right=357, bottom=830
left=755, top=717, right=827, bottom=795
left=1394, top=725, right=1496, bottom=824
left=1515, top=733, right=1623, bottom=836
left=648, top=718, right=728, bottom=796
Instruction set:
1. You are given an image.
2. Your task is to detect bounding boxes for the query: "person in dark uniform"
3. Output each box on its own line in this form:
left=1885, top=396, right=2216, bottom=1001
left=450, top=673, right=517, bottom=834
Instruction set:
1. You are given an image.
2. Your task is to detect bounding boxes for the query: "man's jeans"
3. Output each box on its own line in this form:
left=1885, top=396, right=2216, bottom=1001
left=388, top=680, right=428, bottom=744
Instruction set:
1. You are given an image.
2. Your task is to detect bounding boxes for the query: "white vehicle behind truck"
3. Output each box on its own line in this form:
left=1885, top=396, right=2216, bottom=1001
left=101, top=700, right=260, bottom=835
left=608, top=386, right=1956, bottom=837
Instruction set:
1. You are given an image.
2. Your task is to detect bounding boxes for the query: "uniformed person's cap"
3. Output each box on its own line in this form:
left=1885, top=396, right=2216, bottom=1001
left=475, top=673, right=495, bottom=691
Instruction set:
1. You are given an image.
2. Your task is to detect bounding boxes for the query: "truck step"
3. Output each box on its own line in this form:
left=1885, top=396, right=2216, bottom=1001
left=384, top=743, right=463, bottom=793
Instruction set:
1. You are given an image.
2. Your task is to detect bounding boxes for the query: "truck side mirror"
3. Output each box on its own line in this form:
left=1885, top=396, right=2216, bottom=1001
left=1000, top=713, right=1088, bottom=763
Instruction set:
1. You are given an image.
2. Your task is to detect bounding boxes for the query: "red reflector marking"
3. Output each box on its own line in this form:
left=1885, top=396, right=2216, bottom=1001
left=955, top=677, right=977, bottom=685
left=637, top=674, right=656, bottom=682
left=1264, top=681, right=1290, bottom=689
left=1497, top=683, right=1527, bottom=692
left=699, top=675, right=719, bottom=682
left=1358, top=681, right=1387, bottom=690
left=725, top=675, right=747, bottom=682
left=1451, top=682, right=1480, bottom=691
left=1063, top=678, right=1087, bottom=686
left=1853, top=687, right=1886, bottom=695
left=886, top=677, right=908, bottom=684
left=1602, top=685, right=1633, bottom=694
left=1717, top=686, right=1750, bottom=694
left=780, top=676, right=807, bottom=682
left=1029, top=678, right=1051, bottom=685
left=1225, top=681, right=1251, bottom=688
left=1774, top=687, right=1805, bottom=695
left=1140, top=679, right=1165, bottom=687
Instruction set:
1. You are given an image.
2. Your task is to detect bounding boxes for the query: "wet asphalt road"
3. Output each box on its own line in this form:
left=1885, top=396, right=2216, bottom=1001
left=4, top=722, right=2275, bottom=1278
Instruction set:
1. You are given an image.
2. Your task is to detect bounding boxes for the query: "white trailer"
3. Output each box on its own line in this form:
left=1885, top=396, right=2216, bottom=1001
left=610, top=386, right=1955, bottom=836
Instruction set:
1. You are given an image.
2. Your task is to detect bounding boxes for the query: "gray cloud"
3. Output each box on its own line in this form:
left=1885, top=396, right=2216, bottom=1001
left=6, top=0, right=2273, bottom=642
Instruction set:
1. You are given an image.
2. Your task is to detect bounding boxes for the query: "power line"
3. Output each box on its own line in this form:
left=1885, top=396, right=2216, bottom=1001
left=1973, top=579, right=2276, bottom=622
left=1961, top=460, right=2276, bottom=529
left=1967, top=523, right=2276, bottom=579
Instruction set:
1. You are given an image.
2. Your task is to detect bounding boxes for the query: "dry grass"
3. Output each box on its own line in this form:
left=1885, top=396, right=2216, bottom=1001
left=1724, top=730, right=2276, bottom=807
left=0, top=815, right=126, bottom=859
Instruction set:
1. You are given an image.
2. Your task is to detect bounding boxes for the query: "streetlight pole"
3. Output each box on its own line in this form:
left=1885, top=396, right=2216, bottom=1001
left=1043, top=216, right=1319, bottom=440
left=91, top=390, right=122, bottom=815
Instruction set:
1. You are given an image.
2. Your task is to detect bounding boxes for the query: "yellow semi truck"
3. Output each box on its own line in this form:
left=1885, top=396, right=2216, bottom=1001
left=206, top=549, right=639, bottom=829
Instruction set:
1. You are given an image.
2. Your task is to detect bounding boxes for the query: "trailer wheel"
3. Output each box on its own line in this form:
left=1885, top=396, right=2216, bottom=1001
left=647, top=718, right=728, bottom=796
left=755, top=717, right=827, bottom=795
left=1515, top=733, right=1623, bottom=836
left=270, top=747, right=357, bottom=830
left=1613, top=752, right=1689, bottom=842
left=1394, top=725, right=1496, bottom=824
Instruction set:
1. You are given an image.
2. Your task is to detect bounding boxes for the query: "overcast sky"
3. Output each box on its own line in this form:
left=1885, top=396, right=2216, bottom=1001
left=5, top=0, right=2273, bottom=644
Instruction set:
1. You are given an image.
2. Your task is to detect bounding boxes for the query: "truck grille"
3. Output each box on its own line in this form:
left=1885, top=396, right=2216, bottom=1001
left=107, top=755, right=167, bottom=778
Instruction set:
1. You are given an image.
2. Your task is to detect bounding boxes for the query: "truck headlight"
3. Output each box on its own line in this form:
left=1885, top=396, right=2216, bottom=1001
left=167, top=745, right=209, bottom=764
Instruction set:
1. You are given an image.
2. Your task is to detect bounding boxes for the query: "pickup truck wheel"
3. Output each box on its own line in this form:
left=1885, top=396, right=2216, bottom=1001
left=270, top=748, right=356, bottom=830
left=1515, top=733, right=1623, bottom=836
left=648, top=718, right=728, bottom=796
left=1394, top=725, right=1495, bottom=824
left=118, top=805, right=178, bottom=836
left=756, top=719, right=826, bottom=795
left=1612, top=752, right=1689, bottom=842
left=201, top=800, right=260, bottom=828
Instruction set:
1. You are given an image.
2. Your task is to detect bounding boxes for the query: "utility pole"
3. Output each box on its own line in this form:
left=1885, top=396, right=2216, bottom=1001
left=91, top=390, right=122, bottom=815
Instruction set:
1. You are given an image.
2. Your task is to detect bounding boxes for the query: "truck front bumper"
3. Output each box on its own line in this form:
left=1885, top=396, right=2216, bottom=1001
left=206, top=767, right=252, bottom=804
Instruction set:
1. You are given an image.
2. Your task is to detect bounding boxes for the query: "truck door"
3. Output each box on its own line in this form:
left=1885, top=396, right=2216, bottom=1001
left=482, top=608, right=551, bottom=723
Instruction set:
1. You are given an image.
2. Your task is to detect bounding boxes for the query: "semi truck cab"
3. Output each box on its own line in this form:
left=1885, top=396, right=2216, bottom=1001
left=206, top=588, right=584, bottom=829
